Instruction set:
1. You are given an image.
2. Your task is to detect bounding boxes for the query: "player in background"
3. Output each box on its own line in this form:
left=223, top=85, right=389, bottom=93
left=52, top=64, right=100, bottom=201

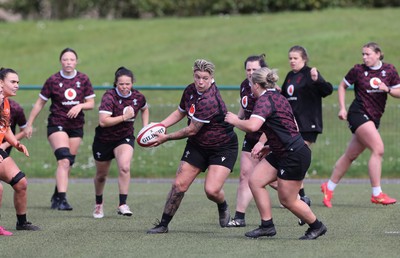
left=321, top=42, right=400, bottom=207
left=0, top=67, right=40, bottom=232
left=92, top=66, right=149, bottom=218
left=25, top=48, right=95, bottom=211
left=147, top=59, right=238, bottom=234
left=227, top=54, right=268, bottom=227
left=280, top=45, right=332, bottom=224
left=225, top=67, right=327, bottom=240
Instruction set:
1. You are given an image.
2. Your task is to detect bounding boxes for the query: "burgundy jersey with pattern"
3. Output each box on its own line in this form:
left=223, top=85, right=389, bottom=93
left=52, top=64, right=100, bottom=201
left=178, top=83, right=236, bottom=148
left=345, top=63, right=400, bottom=122
left=40, top=70, right=95, bottom=129
left=251, top=89, right=303, bottom=158
left=239, top=78, right=262, bottom=143
left=8, top=99, right=27, bottom=134
left=95, top=88, right=147, bottom=143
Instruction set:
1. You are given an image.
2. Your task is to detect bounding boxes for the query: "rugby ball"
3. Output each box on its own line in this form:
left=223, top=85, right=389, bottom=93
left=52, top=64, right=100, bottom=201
left=136, top=123, right=166, bottom=147
left=123, top=106, right=134, bottom=122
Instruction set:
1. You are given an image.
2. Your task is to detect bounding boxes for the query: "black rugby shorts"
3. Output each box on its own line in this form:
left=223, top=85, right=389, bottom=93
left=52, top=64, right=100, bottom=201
left=181, top=138, right=238, bottom=172
left=266, top=144, right=311, bottom=181
left=92, top=135, right=135, bottom=161
left=347, top=111, right=379, bottom=134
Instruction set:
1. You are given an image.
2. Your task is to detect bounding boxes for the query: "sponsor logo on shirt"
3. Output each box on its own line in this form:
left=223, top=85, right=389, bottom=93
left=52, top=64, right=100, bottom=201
left=369, top=77, right=381, bottom=89
left=286, top=85, right=297, bottom=100
left=241, top=96, right=248, bottom=108
left=287, top=84, right=294, bottom=96
left=62, top=88, right=80, bottom=105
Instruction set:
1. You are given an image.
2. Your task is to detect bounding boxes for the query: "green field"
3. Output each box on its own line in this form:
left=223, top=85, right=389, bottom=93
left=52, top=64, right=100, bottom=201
left=1, top=180, right=399, bottom=257
left=1, top=8, right=400, bottom=178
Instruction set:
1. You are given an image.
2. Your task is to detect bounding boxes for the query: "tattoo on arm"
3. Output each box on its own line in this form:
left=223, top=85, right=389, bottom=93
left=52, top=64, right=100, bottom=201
left=192, top=120, right=203, bottom=132
left=166, top=120, right=203, bottom=141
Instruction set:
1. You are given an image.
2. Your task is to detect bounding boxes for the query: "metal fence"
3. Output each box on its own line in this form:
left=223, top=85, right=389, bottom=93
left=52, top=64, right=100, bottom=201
left=12, top=86, right=400, bottom=179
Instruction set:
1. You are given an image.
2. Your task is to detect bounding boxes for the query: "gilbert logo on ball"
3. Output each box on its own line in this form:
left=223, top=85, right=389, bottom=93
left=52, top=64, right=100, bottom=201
left=137, top=123, right=166, bottom=147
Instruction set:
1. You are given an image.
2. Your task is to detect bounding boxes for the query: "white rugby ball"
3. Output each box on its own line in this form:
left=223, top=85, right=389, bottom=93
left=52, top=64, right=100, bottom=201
left=136, top=123, right=166, bottom=147
left=123, top=106, right=134, bottom=122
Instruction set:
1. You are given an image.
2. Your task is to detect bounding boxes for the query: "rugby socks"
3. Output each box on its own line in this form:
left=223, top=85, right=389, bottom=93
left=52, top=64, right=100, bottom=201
left=96, top=195, right=103, bottom=205
left=217, top=200, right=228, bottom=212
left=17, top=214, right=27, bottom=224
left=234, top=211, right=245, bottom=220
left=160, top=213, right=173, bottom=227
left=58, top=192, right=66, bottom=200
left=309, top=218, right=323, bottom=229
left=261, top=218, right=274, bottom=228
left=299, top=188, right=306, bottom=198
left=119, top=194, right=127, bottom=206
left=53, top=186, right=58, bottom=196
left=327, top=180, right=337, bottom=191
left=372, top=186, right=382, bottom=197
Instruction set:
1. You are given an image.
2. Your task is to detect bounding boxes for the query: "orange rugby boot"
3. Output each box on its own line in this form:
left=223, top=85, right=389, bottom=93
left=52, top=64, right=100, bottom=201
left=371, top=192, right=397, bottom=205
left=321, top=182, right=333, bottom=208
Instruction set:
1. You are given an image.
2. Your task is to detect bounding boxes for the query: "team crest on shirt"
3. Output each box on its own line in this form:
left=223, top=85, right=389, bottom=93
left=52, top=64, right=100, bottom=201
left=241, top=96, right=248, bottom=108
left=287, top=85, right=295, bottom=96
left=76, top=81, right=81, bottom=88
left=64, top=88, right=77, bottom=100
left=189, top=104, right=195, bottom=116
left=381, top=70, right=386, bottom=77
left=59, top=83, right=63, bottom=87
left=369, top=77, right=381, bottom=89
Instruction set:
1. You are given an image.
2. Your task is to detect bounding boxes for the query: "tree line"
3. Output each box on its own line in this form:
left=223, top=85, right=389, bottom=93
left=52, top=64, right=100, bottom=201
left=1, top=0, right=399, bottom=20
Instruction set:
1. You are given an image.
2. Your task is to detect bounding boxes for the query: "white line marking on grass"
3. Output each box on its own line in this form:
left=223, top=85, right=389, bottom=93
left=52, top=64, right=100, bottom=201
left=385, top=231, right=400, bottom=234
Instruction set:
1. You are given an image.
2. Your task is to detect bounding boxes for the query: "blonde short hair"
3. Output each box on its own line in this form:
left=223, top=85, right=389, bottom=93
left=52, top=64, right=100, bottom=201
left=193, top=59, right=215, bottom=76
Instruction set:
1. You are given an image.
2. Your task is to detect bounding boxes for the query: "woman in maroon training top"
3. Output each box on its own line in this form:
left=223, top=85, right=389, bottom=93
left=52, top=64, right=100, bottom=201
left=225, top=67, right=327, bottom=240
left=227, top=54, right=268, bottom=228
left=92, top=66, right=149, bottom=219
left=25, top=48, right=95, bottom=211
left=321, top=42, right=400, bottom=208
left=147, top=59, right=238, bottom=234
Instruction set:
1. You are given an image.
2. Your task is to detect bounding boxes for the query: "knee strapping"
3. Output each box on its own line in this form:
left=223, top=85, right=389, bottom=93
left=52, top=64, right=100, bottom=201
left=54, top=147, right=75, bottom=166
left=9, top=171, right=26, bottom=186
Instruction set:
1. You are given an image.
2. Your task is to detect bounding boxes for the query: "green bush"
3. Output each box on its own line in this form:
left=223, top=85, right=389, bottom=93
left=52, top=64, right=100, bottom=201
left=3, top=0, right=400, bottom=19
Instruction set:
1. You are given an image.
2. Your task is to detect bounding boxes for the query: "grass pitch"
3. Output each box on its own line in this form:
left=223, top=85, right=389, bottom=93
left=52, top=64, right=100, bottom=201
left=1, top=180, right=399, bottom=258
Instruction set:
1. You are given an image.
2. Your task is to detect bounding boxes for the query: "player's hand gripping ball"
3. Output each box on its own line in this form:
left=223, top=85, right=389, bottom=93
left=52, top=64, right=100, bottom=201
left=123, top=106, right=135, bottom=122
left=136, top=123, right=166, bottom=147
